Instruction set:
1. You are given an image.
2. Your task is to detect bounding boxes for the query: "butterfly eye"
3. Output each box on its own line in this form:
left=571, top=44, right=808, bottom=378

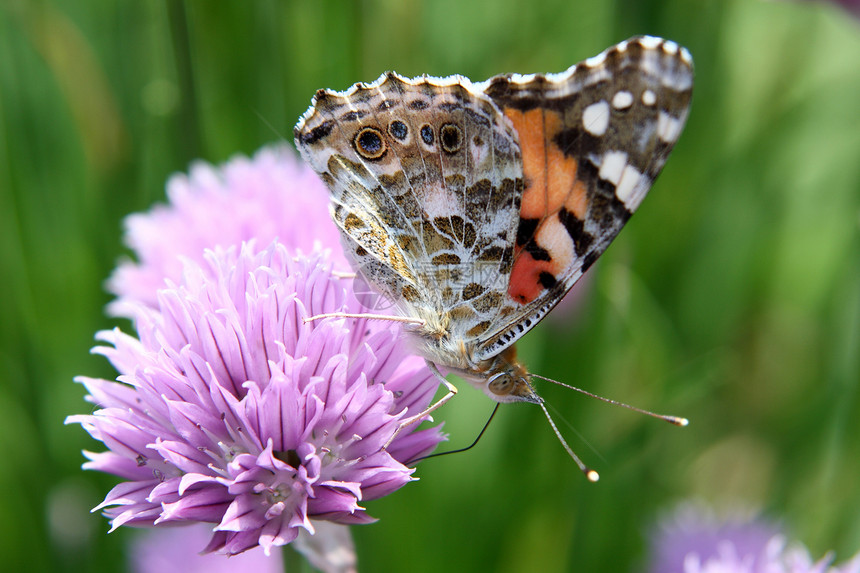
left=440, top=123, right=462, bottom=154
left=487, top=372, right=514, bottom=396
left=353, top=127, right=387, bottom=160
left=388, top=120, right=408, bottom=141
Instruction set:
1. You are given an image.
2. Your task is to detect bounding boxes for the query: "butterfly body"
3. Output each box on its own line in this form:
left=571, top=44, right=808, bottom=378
left=295, top=36, right=692, bottom=406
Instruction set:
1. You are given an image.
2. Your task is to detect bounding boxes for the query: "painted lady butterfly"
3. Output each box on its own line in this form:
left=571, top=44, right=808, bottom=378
left=295, top=36, right=692, bottom=478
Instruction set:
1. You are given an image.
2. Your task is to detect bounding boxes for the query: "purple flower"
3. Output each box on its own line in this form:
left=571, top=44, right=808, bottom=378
left=108, top=146, right=345, bottom=313
left=68, top=243, right=445, bottom=555
left=648, top=502, right=860, bottom=573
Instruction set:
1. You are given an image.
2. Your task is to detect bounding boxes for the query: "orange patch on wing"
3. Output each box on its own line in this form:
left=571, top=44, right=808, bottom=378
left=505, top=108, right=547, bottom=219
left=508, top=217, right=573, bottom=305
left=504, top=108, right=579, bottom=220
left=565, top=178, right=588, bottom=219
left=508, top=253, right=549, bottom=304
left=504, top=106, right=583, bottom=304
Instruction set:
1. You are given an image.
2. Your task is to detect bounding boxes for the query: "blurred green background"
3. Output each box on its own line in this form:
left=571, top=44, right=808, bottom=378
left=1, top=0, right=859, bottom=571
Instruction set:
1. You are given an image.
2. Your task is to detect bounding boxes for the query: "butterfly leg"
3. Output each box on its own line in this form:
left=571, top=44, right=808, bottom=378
left=330, top=271, right=357, bottom=279
left=382, top=361, right=457, bottom=450
left=303, top=312, right=425, bottom=326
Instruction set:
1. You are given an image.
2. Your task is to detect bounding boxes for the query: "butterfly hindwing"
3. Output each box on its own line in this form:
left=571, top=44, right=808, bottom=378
left=295, top=73, right=525, bottom=341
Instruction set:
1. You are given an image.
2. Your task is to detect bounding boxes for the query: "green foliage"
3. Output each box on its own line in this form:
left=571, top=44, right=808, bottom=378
left=1, top=1, right=858, bottom=571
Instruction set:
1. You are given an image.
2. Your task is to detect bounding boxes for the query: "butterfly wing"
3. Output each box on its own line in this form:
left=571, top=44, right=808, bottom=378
left=294, top=73, right=525, bottom=347
left=474, top=36, right=694, bottom=361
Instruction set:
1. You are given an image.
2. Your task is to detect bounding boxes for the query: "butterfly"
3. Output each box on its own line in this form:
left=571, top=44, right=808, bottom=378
left=294, top=36, right=692, bottom=478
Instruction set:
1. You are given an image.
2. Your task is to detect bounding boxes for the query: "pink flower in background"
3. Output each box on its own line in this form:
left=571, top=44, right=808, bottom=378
left=69, top=244, right=444, bottom=555
left=131, top=521, right=356, bottom=573
left=108, top=145, right=344, bottom=312
left=130, top=524, right=284, bottom=573
left=773, top=1, right=860, bottom=20
left=818, top=0, right=860, bottom=18
left=647, top=502, right=860, bottom=573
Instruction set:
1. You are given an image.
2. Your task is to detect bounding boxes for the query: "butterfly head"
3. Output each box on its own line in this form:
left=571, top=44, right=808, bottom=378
left=485, top=368, right=541, bottom=404
left=478, top=346, right=542, bottom=405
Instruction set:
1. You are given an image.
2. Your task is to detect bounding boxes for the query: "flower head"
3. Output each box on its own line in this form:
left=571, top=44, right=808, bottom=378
left=648, top=502, right=860, bottom=573
left=68, top=243, right=444, bottom=555
left=108, top=146, right=344, bottom=312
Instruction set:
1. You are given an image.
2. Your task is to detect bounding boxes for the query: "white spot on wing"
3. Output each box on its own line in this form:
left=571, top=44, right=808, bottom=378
left=585, top=51, right=607, bottom=67
left=615, top=165, right=642, bottom=206
left=662, top=41, right=679, bottom=55
left=638, top=36, right=663, bottom=50
left=536, top=217, right=574, bottom=271
left=598, top=151, right=628, bottom=185
left=583, top=101, right=610, bottom=136
left=680, top=47, right=693, bottom=65
left=642, top=90, right=656, bottom=106
left=511, top=73, right=536, bottom=84
left=657, top=111, right=683, bottom=142
left=612, top=91, right=634, bottom=109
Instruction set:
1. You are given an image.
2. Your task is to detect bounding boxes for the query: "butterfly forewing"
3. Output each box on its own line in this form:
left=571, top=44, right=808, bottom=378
left=473, top=37, right=693, bottom=360
left=295, top=73, right=526, bottom=347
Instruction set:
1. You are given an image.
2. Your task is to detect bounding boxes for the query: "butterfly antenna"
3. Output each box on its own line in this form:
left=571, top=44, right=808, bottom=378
left=536, top=398, right=599, bottom=482
left=251, top=107, right=289, bottom=144
left=407, top=404, right=500, bottom=464
left=529, top=373, right=689, bottom=427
